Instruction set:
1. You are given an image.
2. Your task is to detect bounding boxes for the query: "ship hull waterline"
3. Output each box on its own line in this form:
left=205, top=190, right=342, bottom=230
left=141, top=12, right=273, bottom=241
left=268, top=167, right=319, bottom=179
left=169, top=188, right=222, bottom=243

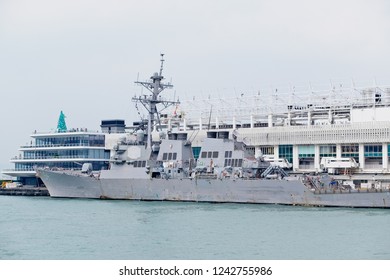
left=37, top=169, right=390, bottom=208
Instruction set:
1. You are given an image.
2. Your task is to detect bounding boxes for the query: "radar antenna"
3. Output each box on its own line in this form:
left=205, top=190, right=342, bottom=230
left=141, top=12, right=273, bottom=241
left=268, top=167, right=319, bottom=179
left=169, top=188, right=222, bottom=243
left=133, top=55, right=179, bottom=152
left=159, top=53, right=165, bottom=76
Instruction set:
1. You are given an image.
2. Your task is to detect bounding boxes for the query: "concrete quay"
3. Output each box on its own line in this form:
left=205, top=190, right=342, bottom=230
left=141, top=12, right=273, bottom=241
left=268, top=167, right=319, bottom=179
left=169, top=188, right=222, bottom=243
left=0, top=187, right=49, bottom=196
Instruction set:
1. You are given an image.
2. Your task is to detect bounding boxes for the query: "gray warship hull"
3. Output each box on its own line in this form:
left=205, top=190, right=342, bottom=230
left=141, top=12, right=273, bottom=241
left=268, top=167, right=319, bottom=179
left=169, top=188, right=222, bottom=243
left=37, top=169, right=390, bottom=208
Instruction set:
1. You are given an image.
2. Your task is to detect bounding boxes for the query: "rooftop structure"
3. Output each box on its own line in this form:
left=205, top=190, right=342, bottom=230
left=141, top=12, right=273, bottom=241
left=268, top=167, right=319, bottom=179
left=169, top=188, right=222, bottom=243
left=166, top=83, right=390, bottom=175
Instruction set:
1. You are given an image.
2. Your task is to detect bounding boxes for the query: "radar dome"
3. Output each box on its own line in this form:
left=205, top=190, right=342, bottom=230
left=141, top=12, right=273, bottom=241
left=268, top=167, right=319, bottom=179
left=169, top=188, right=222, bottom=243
left=136, top=130, right=145, bottom=142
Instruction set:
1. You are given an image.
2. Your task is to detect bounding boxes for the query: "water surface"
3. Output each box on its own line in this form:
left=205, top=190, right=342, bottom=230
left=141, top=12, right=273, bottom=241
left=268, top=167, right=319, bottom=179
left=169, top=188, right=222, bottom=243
left=0, top=196, right=389, bottom=259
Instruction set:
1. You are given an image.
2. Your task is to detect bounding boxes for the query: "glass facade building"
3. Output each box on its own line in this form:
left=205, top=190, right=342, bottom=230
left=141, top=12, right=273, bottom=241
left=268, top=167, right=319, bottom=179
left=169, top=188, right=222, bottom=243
left=4, top=131, right=111, bottom=186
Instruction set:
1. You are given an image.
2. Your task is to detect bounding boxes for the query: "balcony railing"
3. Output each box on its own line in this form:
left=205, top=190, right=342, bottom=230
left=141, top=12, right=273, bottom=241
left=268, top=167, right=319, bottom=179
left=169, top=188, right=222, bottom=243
left=3, top=168, right=37, bottom=172
left=20, top=143, right=105, bottom=148
left=32, top=128, right=100, bottom=134
left=3, top=168, right=82, bottom=172
left=11, top=155, right=110, bottom=160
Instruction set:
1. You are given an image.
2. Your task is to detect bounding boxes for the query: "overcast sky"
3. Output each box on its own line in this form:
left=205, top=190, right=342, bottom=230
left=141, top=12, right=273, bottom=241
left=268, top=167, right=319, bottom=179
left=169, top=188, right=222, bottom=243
left=1, top=0, right=390, bottom=175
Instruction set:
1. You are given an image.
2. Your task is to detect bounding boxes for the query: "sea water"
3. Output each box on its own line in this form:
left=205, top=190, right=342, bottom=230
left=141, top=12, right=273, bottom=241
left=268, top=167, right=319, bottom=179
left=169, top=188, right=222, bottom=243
left=0, top=196, right=389, bottom=260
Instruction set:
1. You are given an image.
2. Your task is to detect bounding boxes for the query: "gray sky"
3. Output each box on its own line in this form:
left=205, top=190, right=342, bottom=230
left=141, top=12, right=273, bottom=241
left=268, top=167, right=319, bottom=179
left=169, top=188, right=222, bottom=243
left=1, top=0, right=390, bottom=175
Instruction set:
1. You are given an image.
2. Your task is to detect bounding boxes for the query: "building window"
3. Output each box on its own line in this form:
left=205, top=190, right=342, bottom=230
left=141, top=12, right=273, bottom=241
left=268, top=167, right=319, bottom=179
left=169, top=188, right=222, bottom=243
left=259, top=146, right=274, bottom=155
left=364, top=145, right=382, bottom=157
left=298, top=145, right=315, bottom=158
left=341, top=144, right=359, bottom=162
left=319, top=145, right=336, bottom=157
left=279, top=145, right=293, bottom=164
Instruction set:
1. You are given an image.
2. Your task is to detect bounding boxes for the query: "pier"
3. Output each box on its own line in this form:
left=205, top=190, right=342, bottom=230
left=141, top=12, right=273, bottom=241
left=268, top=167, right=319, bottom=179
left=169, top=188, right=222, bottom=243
left=0, top=187, right=49, bottom=196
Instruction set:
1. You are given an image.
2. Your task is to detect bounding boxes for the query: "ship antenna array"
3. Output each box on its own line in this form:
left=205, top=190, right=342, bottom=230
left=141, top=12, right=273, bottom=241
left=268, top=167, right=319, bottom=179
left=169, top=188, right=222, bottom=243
left=207, top=105, right=213, bottom=130
left=159, top=53, right=165, bottom=76
left=132, top=55, right=179, bottom=150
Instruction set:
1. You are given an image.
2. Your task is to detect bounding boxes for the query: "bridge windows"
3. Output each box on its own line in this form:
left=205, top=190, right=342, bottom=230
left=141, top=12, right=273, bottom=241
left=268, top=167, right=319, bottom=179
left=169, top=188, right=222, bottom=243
left=224, top=158, right=243, bottom=167
left=162, top=152, right=177, bottom=161
left=133, top=161, right=146, bottom=168
left=200, top=151, right=220, bottom=158
left=224, top=151, right=233, bottom=158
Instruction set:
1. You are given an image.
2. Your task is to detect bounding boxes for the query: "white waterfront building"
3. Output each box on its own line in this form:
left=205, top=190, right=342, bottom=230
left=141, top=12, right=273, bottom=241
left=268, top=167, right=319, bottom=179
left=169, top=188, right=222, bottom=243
left=2, top=119, right=126, bottom=186
left=172, top=83, right=390, bottom=175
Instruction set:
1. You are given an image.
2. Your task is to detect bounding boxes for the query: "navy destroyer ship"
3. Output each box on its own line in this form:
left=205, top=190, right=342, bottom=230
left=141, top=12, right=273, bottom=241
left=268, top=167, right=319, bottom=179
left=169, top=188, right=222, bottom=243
left=37, top=55, right=390, bottom=208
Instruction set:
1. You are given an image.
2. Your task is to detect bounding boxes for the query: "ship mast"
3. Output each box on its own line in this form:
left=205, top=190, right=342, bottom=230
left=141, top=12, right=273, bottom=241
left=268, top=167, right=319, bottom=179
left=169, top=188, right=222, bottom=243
left=133, top=54, right=178, bottom=150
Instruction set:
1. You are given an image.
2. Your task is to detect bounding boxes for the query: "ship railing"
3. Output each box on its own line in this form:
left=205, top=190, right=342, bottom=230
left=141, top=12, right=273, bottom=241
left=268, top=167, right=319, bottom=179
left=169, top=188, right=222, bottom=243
left=196, top=173, right=218, bottom=179
left=304, top=175, right=390, bottom=193
left=236, top=177, right=260, bottom=180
